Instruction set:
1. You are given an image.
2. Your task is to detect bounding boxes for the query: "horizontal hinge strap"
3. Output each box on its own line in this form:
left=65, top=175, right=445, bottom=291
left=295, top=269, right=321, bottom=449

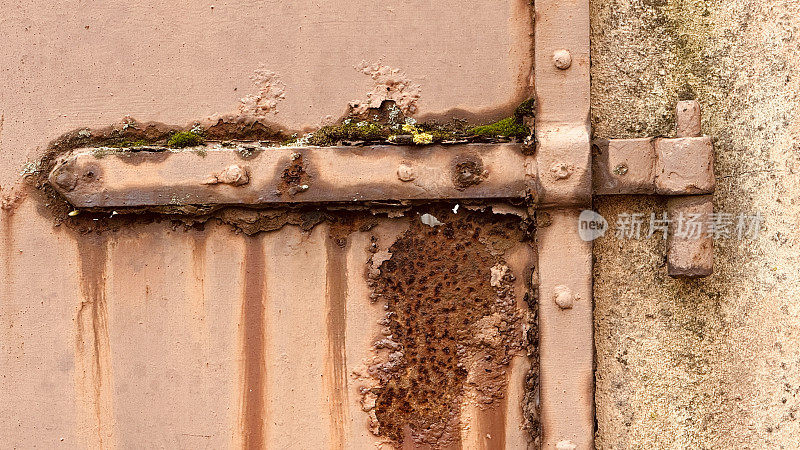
left=49, top=143, right=537, bottom=208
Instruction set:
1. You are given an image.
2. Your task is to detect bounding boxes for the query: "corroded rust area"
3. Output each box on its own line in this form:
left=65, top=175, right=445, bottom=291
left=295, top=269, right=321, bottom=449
left=365, top=207, right=533, bottom=447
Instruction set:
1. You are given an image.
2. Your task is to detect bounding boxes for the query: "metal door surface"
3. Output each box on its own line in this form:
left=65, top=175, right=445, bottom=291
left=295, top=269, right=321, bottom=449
left=0, top=0, right=595, bottom=448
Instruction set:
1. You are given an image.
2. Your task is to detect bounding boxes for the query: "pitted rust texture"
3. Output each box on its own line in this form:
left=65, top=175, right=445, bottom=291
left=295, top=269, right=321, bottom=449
left=451, top=154, right=487, bottom=190
left=279, top=153, right=311, bottom=196
left=366, top=208, right=527, bottom=447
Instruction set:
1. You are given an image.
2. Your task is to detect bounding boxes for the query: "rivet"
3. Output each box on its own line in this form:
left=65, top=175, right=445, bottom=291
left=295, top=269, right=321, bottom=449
left=53, top=170, right=78, bottom=192
left=202, top=164, right=249, bottom=186
left=397, top=163, right=416, bottom=182
left=553, top=285, right=575, bottom=310
left=553, top=49, right=572, bottom=70
left=550, top=162, right=574, bottom=180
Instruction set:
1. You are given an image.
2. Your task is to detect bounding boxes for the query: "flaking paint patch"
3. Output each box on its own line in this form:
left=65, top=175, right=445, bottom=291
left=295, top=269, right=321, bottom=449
left=325, top=234, right=350, bottom=449
left=74, top=234, right=116, bottom=448
left=239, top=236, right=268, bottom=448
left=351, top=62, right=421, bottom=116
left=239, top=66, right=286, bottom=118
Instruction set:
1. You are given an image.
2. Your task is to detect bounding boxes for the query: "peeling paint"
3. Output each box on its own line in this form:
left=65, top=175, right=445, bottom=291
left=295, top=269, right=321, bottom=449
left=239, top=66, right=286, bottom=117
left=351, top=62, right=421, bottom=117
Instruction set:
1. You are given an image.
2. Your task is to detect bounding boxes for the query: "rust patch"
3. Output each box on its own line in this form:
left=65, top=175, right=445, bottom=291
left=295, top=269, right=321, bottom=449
left=328, top=212, right=379, bottom=248
left=278, top=153, right=311, bottom=196
left=451, top=155, right=487, bottom=190
left=205, top=116, right=288, bottom=143
left=366, top=207, right=526, bottom=447
left=522, top=272, right=541, bottom=446
left=74, top=233, right=115, bottom=447
left=240, top=236, right=268, bottom=448
left=325, top=235, right=349, bottom=449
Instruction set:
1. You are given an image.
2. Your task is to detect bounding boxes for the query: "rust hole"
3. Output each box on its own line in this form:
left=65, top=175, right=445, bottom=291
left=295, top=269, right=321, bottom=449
left=451, top=155, right=486, bottom=190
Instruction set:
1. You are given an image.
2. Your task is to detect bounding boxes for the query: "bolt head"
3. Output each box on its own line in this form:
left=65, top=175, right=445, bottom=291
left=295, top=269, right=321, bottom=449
left=613, top=163, right=629, bottom=176
left=553, top=49, right=573, bottom=70
left=549, top=162, right=574, bottom=180
left=397, top=163, right=416, bottom=182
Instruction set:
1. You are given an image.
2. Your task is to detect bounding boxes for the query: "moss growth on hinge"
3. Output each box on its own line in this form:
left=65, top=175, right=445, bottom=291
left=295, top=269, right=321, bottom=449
left=513, top=97, right=536, bottom=122
left=468, top=117, right=530, bottom=138
left=167, top=131, right=205, bottom=148
left=306, top=120, right=390, bottom=146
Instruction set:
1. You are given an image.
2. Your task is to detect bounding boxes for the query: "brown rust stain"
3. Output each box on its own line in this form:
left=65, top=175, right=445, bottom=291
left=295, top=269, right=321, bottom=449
left=451, top=154, right=487, bottom=190
left=278, top=153, right=311, bottom=197
left=367, top=207, right=526, bottom=447
left=74, top=233, right=116, bottom=447
left=239, top=236, right=268, bottom=449
left=2, top=211, right=14, bottom=298
left=325, top=234, right=349, bottom=449
left=190, top=231, right=208, bottom=326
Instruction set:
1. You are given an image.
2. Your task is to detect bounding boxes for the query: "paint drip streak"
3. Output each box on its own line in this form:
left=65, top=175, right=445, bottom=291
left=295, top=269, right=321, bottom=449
left=325, top=238, right=349, bottom=449
left=191, top=232, right=208, bottom=323
left=75, top=234, right=115, bottom=447
left=241, top=237, right=267, bottom=449
left=2, top=212, right=14, bottom=300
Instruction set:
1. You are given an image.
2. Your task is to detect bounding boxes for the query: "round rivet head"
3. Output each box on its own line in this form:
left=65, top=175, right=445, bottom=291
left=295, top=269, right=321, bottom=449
left=53, top=170, right=78, bottom=192
left=553, top=49, right=572, bottom=70
left=553, top=285, right=575, bottom=310
left=397, top=163, right=416, bottom=182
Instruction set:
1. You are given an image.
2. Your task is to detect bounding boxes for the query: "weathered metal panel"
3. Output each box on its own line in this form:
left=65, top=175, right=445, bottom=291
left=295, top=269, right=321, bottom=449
left=0, top=0, right=538, bottom=448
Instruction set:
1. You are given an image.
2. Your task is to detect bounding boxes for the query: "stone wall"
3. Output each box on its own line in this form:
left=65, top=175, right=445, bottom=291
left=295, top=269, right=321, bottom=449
left=592, top=0, right=800, bottom=447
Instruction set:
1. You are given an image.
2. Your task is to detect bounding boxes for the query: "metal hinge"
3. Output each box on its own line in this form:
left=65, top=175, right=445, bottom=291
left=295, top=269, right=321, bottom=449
left=594, top=100, right=716, bottom=278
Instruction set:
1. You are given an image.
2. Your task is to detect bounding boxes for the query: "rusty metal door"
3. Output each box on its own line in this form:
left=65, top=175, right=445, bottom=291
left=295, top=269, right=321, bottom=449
left=0, top=0, right=659, bottom=448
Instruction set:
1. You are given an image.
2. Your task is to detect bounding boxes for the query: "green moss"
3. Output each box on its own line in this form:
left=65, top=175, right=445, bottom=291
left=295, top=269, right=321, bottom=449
left=306, top=121, right=390, bottom=146
left=468, top=117, right=530, bottom=138
left=92, top=148, right=116, bottom=159
left=513, top=97, right=536, bottom=122
left=107, top=139, right=149, bottom=148
left=167, top=131, right=205, bottom=148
